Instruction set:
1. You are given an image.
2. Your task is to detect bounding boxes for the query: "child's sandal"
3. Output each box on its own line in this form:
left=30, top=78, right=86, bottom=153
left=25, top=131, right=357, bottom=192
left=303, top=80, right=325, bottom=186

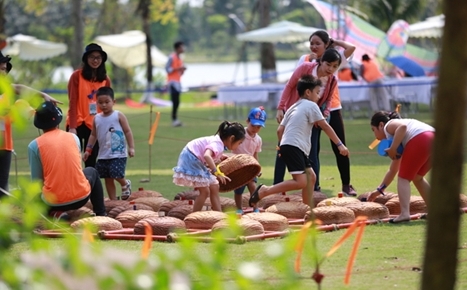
left=248, top=184, right=263, bottom=207
left=121, top=179, right=132, bottom=200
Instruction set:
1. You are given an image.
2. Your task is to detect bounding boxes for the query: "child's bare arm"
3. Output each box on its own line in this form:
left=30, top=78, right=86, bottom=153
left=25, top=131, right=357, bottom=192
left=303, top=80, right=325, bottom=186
left=368, top=159, right=400, bottom=201
left=317, top=120, right=349, bottom=156
left=253, top=151, right=259, bottom=161
left=385, top=120, right=407, bottom=160
left=12, top=84, right=62, bottom=104
left=277, top=125, right=285, bottom=143
left=119, top=112, right=135, bottom=157
left=83, top=120, right=98, bottom=161
left=253, top=151, right=262, bottom=177
left=204, top=149, right=231, bottom=184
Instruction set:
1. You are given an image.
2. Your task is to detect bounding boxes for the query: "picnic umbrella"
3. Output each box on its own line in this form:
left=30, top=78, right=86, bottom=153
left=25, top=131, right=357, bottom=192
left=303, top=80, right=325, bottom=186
left=2, top=34, right=67, bottom=60
left=94, top=30, right=168, bottom=69
left=408, top=14, right=444, bottom=38
left=386, top=55, right=425, bottom=77
left=236, top=20, right=319, bottom=43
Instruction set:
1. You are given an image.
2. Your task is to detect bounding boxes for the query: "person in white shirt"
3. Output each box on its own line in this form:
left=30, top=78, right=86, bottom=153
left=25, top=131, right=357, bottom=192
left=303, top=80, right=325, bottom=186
left=367, top=111, right=435, bottom=223
left=250, top=75, right=349, bottom=208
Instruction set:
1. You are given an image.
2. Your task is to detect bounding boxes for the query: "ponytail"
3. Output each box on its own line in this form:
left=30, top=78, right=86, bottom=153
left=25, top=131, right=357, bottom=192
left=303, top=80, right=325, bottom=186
left=370, top=111, right=401, bottom=127
left=318, top=48, right=342, bottom=66
left=216, top=121, right=245, bottom=142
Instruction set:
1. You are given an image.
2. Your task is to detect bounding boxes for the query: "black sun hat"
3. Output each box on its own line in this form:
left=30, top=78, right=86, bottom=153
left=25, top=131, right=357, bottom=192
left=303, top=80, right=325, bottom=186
left=0, top=51, right=12, bottom=72
left=82, top=43, right=108, bottom=63
left=34, top=101, right=63, bottom=130
left=0, top=51, right=11, bottom=63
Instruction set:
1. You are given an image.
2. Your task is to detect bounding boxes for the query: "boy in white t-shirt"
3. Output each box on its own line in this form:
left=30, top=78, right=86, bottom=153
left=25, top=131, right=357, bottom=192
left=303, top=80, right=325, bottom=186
left=232, top=107, right=266, bottom=214
left=249, top=75, right=349, bottom=208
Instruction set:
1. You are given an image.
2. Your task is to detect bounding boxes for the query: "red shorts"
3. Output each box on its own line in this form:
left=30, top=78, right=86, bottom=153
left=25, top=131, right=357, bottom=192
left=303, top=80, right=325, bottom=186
left=398, top=131, right=434, bottom=181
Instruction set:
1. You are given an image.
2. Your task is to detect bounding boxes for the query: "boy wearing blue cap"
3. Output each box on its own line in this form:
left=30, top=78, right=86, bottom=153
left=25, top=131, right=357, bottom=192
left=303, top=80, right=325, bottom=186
left=232, top=106, right=266, bottom=214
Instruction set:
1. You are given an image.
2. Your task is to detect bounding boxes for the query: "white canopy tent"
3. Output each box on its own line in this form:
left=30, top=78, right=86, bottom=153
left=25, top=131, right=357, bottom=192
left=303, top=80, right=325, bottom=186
left=1, top=34, right=67, bottom=60
left=94, top=30, right=168, bottom=69
left=236, top=20, right=319, bottom=43
left=408, top=14, right=444, bottom=38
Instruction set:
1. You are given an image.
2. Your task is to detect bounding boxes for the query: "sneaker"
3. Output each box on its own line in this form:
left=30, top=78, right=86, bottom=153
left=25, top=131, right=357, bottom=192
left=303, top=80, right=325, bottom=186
left=121, top=179, right=132, bottom=200
left=172, top=120, right=183, bottom=127
left=49, top=211, right=70, bottom=222
left=253, top=208, right=260, bottom=213
left=342, top=184, right=357, bottom=197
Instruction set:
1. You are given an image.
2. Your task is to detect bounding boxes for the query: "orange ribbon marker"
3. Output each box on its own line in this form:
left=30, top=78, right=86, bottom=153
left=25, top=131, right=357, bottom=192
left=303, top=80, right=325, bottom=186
left=323, top=216, right=367, bottom=285
left=294, top=221, right=312, bottom=273
left=148, top=111, right=161, bottom=145
left=141, top=222, right=153, bottom=259
left=82, top=227, right=95, bottom=243
left=294, top=216, right=368, bottom=286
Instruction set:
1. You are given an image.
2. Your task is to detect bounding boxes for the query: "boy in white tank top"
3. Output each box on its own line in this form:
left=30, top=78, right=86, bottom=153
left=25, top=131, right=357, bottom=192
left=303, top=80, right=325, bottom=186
left=83, top=87, right=135, bottom=200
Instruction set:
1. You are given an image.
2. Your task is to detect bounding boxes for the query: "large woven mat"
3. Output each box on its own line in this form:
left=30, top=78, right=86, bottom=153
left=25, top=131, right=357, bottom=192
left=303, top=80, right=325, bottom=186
left=217, top=154, right=261, bottom=192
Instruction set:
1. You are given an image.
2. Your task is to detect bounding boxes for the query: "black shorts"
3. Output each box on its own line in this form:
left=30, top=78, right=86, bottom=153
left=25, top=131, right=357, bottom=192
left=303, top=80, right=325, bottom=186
left=279, top=145, right=311, bottom=174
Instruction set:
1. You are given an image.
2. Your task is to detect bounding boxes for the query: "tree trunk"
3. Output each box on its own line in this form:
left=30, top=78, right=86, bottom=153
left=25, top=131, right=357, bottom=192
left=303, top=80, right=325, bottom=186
left=97, top=0, right=129, bottom=93
left=258, top=0, right=276, bottom=83
left=144, top=20, right=153, bottom=85
left=421, top=0, right=467, bottom=289
left=0, top=0, right=6, bottom=49
left=71, top=0, right=84, bottom=69
left=0, top=0, right=5, bottom=34
left=137, top=0, right=153, bottom=86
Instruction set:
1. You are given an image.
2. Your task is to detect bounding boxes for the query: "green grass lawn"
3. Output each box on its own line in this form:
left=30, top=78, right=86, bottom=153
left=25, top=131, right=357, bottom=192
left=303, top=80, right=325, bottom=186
left=7, top=97, right=467, bottom=289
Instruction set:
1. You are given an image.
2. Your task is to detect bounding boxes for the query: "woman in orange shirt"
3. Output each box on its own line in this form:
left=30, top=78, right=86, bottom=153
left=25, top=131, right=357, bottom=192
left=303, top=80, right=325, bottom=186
left=66, top=43, right=111, bottom=168
left=360, top=54, right=390, bottom=111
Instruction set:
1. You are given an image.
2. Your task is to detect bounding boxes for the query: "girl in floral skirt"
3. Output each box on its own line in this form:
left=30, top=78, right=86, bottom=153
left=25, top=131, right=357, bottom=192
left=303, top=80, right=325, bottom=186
left=173, top=121, right=245, bottom=212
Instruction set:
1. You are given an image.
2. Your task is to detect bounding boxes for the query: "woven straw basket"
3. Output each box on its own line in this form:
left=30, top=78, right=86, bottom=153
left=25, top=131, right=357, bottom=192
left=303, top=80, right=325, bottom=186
left=243, top=212, right=289, bottom=231
left=134, top=217, right=186, bottom=235
left=217, top=154, right=261, bottom=192
left=212, top=219, right=265, bottom=237
left=71, top=216, right=123, bottom=232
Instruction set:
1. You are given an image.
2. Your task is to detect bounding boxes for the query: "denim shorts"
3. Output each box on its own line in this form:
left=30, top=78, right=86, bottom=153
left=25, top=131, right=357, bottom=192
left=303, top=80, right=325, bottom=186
left=234, top=177, right=258, bottom=195
left=96, top=158, right=127, bottom=179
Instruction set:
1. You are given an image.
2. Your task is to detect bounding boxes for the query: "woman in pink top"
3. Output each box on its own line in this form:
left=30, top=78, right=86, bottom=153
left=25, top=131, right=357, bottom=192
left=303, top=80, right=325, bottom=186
left=275, top=30, right=357, bottom=196
left=173, top=121, right=245, bottom=212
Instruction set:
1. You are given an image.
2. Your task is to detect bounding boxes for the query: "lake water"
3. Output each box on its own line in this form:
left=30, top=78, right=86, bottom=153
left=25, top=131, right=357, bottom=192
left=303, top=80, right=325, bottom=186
left=52, top=60, right=298, bottom=90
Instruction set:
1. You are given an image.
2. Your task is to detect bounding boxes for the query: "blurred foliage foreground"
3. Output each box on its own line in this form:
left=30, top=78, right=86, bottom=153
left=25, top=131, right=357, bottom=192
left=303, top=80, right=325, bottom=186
left=1, top=184, right=366, bottom=290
